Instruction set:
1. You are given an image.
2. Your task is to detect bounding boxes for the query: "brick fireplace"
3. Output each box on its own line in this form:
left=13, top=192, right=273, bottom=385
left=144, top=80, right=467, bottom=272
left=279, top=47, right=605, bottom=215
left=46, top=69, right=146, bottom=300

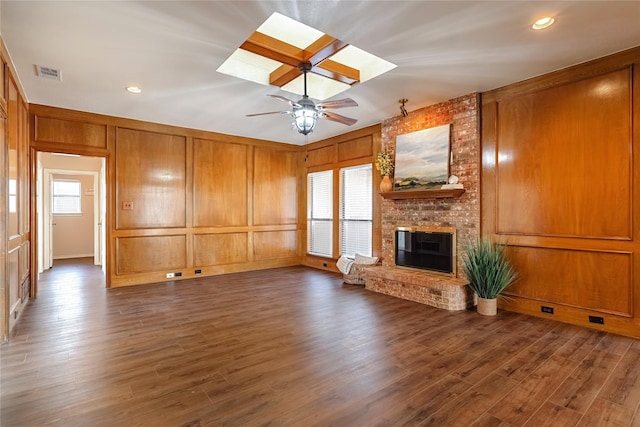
left=380, top=93, right=481, bottom=271
left=365, top=93, right=481, bottom=310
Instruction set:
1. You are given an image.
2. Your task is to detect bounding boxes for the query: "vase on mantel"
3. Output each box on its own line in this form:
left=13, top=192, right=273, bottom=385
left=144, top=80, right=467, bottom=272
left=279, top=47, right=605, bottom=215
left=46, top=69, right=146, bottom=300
left=380, top=175, right=393, bottom=193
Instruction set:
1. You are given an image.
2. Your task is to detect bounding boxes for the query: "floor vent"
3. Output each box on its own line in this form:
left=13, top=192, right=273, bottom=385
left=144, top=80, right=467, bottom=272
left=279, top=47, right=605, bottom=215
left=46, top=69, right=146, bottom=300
left=35, top=65, right=62, bottom=81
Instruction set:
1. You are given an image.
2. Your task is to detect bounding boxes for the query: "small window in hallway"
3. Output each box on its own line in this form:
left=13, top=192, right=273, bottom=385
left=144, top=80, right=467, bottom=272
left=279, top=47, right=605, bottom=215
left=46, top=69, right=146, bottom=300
left=52, top=179, right=82, bottom=214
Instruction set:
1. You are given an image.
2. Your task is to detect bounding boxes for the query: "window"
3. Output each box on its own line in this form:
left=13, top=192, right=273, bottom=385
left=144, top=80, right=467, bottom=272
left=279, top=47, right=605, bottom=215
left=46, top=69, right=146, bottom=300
left=52, top=179, right=82, bottom=214
left=307, top=170, right=333, bottom=257
left=340, top=164, right=372, bottom=257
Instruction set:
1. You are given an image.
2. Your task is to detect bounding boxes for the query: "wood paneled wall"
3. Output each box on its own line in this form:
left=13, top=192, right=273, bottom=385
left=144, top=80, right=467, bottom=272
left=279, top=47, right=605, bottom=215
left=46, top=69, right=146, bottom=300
left=193, top=140, right=247, bottom=227
left=116, top=129, right=187, bottom=229
left=29, top=105, right=302, bottom=288
left=481, top=46, right=640, bottom=338
left=0, top=50, right=6, bottom=342
left=1, top=37, right=30, bottom=340
left=302, top=125, right=382, bottom=272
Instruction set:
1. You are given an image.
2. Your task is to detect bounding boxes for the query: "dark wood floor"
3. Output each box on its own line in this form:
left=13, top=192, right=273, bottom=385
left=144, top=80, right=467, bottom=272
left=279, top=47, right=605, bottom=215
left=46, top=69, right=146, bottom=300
left=2, top=259, right=640, bottom=426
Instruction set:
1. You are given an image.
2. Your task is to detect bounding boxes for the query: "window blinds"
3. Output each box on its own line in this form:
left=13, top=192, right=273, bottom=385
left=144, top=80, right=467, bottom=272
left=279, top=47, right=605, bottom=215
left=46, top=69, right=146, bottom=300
left=307, top=170, right=333, bottom=257
left=340, top=164, right=372, bottom=257
left=53, top=179, right=82, bottom=214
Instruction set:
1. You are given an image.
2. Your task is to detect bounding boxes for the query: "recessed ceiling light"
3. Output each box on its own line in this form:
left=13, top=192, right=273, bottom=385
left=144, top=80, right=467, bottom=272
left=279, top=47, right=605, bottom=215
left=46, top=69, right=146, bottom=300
left=126, top=85, right=142, bottom=94
left=532, top=16, right=555, bottom=30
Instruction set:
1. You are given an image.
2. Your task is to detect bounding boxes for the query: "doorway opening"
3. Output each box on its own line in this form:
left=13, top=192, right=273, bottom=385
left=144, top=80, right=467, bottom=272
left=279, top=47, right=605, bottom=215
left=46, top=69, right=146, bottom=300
left=36, top=152, right=106, bottom=280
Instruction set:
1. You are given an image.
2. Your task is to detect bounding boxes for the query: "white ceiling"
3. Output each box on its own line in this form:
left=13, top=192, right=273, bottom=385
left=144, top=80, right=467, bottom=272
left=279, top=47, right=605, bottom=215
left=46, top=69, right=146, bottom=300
left=2, top=1, right=639, bottom=145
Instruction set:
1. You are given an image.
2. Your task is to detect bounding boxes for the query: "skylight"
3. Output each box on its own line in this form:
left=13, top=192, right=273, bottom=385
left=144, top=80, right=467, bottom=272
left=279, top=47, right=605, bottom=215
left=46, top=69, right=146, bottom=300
left=216, top=12, right=396, bottom=100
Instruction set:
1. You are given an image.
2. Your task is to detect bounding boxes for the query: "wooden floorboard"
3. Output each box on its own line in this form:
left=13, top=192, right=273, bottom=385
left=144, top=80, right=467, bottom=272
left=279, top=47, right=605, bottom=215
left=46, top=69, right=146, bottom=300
left=1, top=258, right=640, bottom=426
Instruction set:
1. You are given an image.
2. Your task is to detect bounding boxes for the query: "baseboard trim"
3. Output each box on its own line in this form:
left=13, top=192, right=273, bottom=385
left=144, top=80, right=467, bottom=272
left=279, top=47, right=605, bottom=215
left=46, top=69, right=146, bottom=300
left=53, top=254, right=94, bottom=260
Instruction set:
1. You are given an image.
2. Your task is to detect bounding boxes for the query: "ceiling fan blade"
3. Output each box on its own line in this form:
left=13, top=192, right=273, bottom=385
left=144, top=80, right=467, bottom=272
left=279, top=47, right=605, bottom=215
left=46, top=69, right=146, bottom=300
left=316, top=98, right=358, bottom=109
left=268, top=94, right=300, bottom=108
left=321, top=111, right=357, bottom=126
left=246, top=111, right=290, bottom=117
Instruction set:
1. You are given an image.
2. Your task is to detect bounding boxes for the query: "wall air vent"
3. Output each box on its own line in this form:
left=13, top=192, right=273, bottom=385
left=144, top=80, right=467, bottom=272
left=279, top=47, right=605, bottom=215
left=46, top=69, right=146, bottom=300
left=35, top=65, right=62, bottom=81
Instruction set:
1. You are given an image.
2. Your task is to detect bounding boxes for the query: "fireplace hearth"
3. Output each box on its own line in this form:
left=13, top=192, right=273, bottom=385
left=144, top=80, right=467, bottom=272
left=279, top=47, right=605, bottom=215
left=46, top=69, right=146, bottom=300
left=365, top=226, right=471, bottom=310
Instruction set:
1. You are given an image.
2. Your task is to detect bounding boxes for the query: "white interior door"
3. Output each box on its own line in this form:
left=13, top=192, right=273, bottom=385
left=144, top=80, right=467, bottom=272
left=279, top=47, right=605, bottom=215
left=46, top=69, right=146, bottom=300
left=92, top=173, right=100, bottom=266
left=37, top=160, right=44, bottom=274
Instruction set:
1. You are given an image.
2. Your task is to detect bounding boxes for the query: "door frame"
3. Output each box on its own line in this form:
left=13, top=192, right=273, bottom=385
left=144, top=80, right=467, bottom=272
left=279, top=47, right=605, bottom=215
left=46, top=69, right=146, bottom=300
left=31, top=148, right=111, bottom=300
left=42, top=168, right=101, bottom=269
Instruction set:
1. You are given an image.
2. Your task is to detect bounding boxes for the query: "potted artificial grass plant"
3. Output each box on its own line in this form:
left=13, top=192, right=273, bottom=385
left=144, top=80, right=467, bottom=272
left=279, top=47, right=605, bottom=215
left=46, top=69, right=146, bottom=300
left=462, top=238, right=517, bottom=316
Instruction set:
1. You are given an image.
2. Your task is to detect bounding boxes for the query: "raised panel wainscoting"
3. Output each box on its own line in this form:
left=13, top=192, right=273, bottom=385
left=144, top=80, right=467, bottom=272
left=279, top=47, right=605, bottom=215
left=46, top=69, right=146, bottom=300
left=29, top=104, right=303, bottom=289
left=482, top=46, right=640, bottom=338
left=3, top=41, right=30, bottom=339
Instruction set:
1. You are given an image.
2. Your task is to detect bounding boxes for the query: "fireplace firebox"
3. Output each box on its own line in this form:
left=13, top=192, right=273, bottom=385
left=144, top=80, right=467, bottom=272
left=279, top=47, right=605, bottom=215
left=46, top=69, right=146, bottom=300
left=394, top=227, right=456, bottom=275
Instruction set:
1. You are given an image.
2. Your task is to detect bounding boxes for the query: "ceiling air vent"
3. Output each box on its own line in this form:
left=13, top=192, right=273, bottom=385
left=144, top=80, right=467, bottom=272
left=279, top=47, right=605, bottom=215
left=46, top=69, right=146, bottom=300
left=35, top=65, right=61, bottom=81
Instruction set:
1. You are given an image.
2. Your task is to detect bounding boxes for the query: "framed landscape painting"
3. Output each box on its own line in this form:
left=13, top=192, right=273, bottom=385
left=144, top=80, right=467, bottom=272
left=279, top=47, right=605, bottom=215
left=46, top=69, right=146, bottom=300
left=394, top=124, right=451, bottom=191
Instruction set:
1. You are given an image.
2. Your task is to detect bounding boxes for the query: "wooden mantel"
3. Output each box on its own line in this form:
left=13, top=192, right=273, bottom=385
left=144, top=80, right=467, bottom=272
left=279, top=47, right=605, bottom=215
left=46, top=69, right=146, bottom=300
left=379, top=188, right=465, bottom=200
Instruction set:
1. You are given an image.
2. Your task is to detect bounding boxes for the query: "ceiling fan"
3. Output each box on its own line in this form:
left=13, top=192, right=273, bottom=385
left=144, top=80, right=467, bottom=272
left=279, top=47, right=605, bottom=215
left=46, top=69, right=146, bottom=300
left=247, top=61, right=358, bottom=136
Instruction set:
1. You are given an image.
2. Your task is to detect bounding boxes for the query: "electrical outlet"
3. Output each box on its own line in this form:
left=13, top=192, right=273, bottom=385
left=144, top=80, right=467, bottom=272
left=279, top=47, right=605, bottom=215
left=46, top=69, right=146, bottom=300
left=166, top=273, right=175, bottom=279
left=589, top=315, right=604, bottom=325
left=175, top=272, right=182, bottom=277
left=541, top=306, right=554, bottom=314
left=122, top=201, right=133, bottom=210
left=195, top=269, right=202, bottom=274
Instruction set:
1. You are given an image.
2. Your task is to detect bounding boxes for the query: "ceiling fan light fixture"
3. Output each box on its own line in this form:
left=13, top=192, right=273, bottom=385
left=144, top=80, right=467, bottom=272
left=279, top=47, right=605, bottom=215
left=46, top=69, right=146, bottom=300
left=294, top=105, right=317, bottom=135
left=247, top=61, right=357, bottom=137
